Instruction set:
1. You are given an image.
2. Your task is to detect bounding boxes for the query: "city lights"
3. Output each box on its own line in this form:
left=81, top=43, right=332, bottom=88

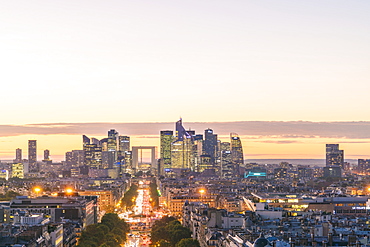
left=33, top=187, right=42, bottom=197
left=65, top=188, right=73, bottom=194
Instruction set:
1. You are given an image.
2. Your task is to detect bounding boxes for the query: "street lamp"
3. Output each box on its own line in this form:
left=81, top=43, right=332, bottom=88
left=34, top=187, right=41, bottom=197
left=199, top=188, right=206, bottom=201
left=65, top=188, right=74, bottom=196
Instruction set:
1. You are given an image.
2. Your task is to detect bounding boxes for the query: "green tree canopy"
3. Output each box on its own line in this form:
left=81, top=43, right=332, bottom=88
left=176, top=238, right=200, bottom=247
left=78, top=213, right=129, bottom=247
left=151, top=216, right=193, bottom=247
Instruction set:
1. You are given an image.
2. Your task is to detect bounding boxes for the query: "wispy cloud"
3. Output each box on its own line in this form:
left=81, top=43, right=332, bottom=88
left=0, top=121, right=370, bottom=139
left=257, top=140, right=302, bottom=144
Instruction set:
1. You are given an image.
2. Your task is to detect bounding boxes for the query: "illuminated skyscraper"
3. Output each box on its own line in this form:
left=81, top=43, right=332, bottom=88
left=124, top=151, right=133, bottom=173
left=15, top=148, right=22, bottom=163
left=326, top=144, right=344, bottom=168
left=117, top=135, right=130, bottom=165
left=83, top=135, right=102, bottom=169
left=107, top=129, right=118, bottom=152
left=84, top=144, right=102, bottom=169
left=230, top=133, right=244, bottom=174
left=204, top=129, right=218, bottom=164
left=191, top=134, right=203, bottom=172
left=171, top=139, right=193, bottom=169
left=160, top=131, right=173, bottom=169
left=118, top=136, right=130, bottom=153
left=107, top=129, right=118, bottom=162
left=171, top=119, right=192, bottom=169
left=220, top=142, right=233, bottom=178
left=28, top=140, right=37, bottom=165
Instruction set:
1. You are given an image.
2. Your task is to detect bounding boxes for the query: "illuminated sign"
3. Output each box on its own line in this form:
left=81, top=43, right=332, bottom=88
left=245, top=171, right=266, bottom=178
left=352, top=206, right=370, bottom=210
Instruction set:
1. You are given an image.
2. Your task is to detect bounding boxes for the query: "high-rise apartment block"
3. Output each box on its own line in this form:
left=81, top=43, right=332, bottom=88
left=358, top=159, right=370, bottom=175
left=326, top=144, right=344, bottom=168
left=43, top=149, right=52, bottom=163
left=44, top=149, right=50, bottom=160
left=15, top=148, right=22, bottom=163
left=65, top=151, right=73, bottom=166
left=28, top=140, right=37, bottom=165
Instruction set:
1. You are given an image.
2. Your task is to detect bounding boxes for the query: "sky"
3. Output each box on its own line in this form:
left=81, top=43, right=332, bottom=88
left=1, top=1, right=370, bottom=161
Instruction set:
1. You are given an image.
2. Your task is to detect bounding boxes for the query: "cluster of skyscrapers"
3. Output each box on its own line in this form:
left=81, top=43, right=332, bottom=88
left=159, top=119, right=244, bottom=178
left=64, top=130, right=132, bottom=177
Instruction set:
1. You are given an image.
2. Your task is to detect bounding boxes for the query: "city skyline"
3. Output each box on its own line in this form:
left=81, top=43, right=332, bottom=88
left=1, top=120, right=370, bottom=161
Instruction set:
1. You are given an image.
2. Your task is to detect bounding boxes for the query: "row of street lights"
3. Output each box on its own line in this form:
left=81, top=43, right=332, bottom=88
left=32, top=186, right=74, bottom=197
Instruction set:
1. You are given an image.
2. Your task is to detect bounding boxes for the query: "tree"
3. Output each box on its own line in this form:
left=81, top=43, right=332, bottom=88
left=152, top=216, right=177, bottom=232
left=149, top=179, right=160, bottom=208
left=169, top=229, right=191, bottom=246
left=121, top=184, right=138, bottom=209
left=151, top=216, right=192, bottom=247
left=78, top=213, right=129, bottom=246
left=176, top=238, right=200, bottom=247
left=157, top=239, right=172, bottom=247
left=77, top=240, right=98, bottom=247
left=151, top=226, right=170, bottom=244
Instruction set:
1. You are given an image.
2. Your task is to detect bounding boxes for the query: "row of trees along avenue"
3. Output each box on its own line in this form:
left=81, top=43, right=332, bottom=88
left=77, top=213, right=129, bottom=247
left=120, top=183, right=138, bottom=210
left=150, top=216, right=200, bottom=247
left=149, top=178, right=159, bottom=208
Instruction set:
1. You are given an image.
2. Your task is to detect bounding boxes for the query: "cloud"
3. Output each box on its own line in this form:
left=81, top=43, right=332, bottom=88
left=257, top=140, right=302, bottom=144
left=0, top=121, right=370, bottom=139
left=134, top=135, right=159, bottom=139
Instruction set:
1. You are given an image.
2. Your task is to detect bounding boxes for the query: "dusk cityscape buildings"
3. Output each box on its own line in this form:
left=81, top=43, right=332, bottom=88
left=1, top=0, right=370, bottom=246
left=0, top=119, right=370, bottom=246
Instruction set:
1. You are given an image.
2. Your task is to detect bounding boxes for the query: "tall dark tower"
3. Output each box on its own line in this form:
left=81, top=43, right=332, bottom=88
left=15, top=148, right=22, bottom=163
left=43, top=149, right=52, bottom=164
left=44, top=149, right=50, bottom=160
left=204, top=129, right=217, bottom=163
left=28, top=140, right=37, bottom=165
left=326, top=144, right=344, bottom=168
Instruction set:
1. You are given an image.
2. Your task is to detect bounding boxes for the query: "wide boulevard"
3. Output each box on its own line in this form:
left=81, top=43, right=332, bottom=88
left=119, top=180, right=164, bottom=247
